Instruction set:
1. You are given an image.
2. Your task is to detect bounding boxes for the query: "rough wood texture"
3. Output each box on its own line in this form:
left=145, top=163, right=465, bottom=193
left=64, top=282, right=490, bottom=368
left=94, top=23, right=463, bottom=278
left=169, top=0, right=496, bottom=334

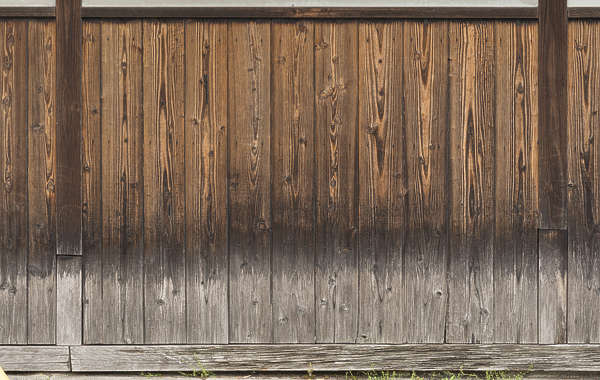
left=98, top=20, right=144, bottom=344
left=27, top=19, right=57, bottom=345
left=0, top=347, right=70, bottom=372
left=493, top=21, right=538, bottom=344
left=0, top=20, right=28, bottom=345
left=357, top=21, right=405, bottom=344
left=71, top=344, right=600, bottom=372
left=143, top=20, right=187, bottom=344
left=271, top=21, right=316, bottom=343
left=567, top=20, right=600, bottom=344
left=314, top=21, right=359, bottom=344
left=539, top=229, right=568, bottom=344
left=402, top=20, right=449, bottom=344
left=447, top=22, right=496, bottom=344
left=228, top=21, right=272, bottom=343
left=538, top=0, right=567, bottom=229
left=55, top=0, right=82, bottom=256
left=81, top=20, right=103, bottom=345
left=56, top=256, right=82, bottom=345
left=184, top=20, right=229, bottom=344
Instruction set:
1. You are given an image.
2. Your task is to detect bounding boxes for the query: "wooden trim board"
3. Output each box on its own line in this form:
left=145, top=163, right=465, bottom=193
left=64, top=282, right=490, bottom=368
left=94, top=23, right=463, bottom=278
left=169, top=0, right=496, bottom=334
left=0, top=347, right=70, bottom=372
left=569, top=8, right=600, bottom=18
left=0, top=7, right=55, bottom=17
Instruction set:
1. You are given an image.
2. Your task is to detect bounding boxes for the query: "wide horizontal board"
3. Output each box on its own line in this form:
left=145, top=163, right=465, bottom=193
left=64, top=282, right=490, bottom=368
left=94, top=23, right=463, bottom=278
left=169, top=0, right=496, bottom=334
left=71, top=344, right=600, bottom=372
left=80, top=7, right=538, bottom=18
left=0, top=346, right=70, bottom=372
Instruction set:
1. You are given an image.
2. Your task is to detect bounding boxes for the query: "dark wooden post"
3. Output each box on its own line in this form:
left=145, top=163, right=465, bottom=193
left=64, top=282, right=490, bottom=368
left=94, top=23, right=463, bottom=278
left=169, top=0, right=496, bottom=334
left=538, top=0, right=568, bottom=230
left=55, top=0, right=83, bottom=345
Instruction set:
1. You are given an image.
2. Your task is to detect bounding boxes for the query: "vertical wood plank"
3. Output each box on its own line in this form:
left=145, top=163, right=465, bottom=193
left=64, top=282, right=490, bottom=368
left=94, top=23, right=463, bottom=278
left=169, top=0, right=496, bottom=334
left=567, top=19, right=600, bottom=343
left=81, top=20, right=102, bottom=344
left=493, top=21, right=539, bottom=344
left=447, top=22, right=495, bottom=344
left=315, top=21, right=358, bottom=343
left=56, top=256, right=82, bottom=345
left=228, top=21, right=272, bottom=343
left=539, top=229, right=567, bottom=344
left=100, top=20, right=144, bottom=344
left=27, top=19, right=57, bottom=344
left=357, top=21, right=405, bottom=344
left=143, top=20, right=186, bottom=344
left=271, top=21, right=315, bottom=343
left=403, top=20, right=449, bottom=344
left=184, top=20, right=229, bottom=344
left=55, top=0, right=82, bottom=256
left=0, top=20, right=28, bottom=344
left=538, top=0, right=567, bottom=229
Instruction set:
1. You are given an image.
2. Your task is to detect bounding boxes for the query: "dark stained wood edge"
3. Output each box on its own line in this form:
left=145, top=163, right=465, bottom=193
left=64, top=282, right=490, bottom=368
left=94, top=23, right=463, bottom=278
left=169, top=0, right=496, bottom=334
left=568, top=8, right=600, bottom=19
left=0, top=7, right=55, bottom=17
left=538, top=0, right=568, bottom=229
left=55, top=0, right=82, bottom=255
left=69, top=344, right=600, bottom=373
left=80, top=7, right=538, bottom=19
left=0, top=346, right=71, bottom=372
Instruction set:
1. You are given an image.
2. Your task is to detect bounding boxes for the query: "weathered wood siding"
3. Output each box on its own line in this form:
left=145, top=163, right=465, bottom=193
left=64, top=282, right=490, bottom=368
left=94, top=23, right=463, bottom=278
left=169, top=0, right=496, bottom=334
left=0, top=18, right=597, bottom=345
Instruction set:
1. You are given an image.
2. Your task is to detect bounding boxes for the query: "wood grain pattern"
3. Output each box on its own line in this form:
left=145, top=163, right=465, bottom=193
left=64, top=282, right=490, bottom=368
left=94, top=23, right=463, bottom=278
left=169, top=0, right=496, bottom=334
left=56, top=256, right=82, bottom=345
left=539, top=229, right=567, bottom=344
left=493, top=21, right=538, bottom=344
left=0, top=346, right=70, bottom=372
left=143, top=20, right=187, bottom=344
left=70, top=344, right=600, bottom=373
left=55, top=0, right=82, bottom=256
left=402, top=20, right=449, bottom=344
left=228, top=21, right=272, bottom=343
left=0, top=20, right=28, bottom=345
left=567, top=20, right=600, bottom=344
left=357, top=21, right=406, bottom=344
left=271, top=21, right=315, bottom=343
left=100, top=20, right=144, bottom=344
left=184, top=20, right=228, bottom=344
left=315, top=21, right=359, bottom=343
left=27, top=19, right=57, bottom=345
left=447, top=22, right=495, bottom=344
left=538, top=0, right=568, bottom=229
left=81, top=20, right=103, bottom=345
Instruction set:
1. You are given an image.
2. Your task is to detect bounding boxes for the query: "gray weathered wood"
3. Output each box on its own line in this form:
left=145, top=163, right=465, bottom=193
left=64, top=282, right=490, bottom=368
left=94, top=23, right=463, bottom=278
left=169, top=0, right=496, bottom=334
left=71, top=344, right=600, bottom=372
left=0, top=346, right=70, bottom=372
left=539, top=229, right=567, bottom=344
left=56, top=256, right=82, bottom=345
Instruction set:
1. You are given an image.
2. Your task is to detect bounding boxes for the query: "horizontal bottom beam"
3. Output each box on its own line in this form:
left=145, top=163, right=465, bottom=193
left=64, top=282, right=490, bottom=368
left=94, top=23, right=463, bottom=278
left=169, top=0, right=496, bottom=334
left=81, top=6, right=538, bottom=19
left=4, top=345, right=600, bottom=373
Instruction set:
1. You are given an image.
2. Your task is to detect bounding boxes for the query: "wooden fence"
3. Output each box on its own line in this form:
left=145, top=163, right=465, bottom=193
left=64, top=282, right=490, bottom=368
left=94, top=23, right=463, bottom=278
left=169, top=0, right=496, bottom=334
left=1, top=0, right=600, bottom=374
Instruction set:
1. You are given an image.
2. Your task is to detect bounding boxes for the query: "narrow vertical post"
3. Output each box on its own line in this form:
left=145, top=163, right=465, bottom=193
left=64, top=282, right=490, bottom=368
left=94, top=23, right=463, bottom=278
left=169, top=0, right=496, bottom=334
left=56, top=0, right=83, bottom=345
left=538, top=0, right=568, bottom=229
left=56, top=0, right=83, bottom=255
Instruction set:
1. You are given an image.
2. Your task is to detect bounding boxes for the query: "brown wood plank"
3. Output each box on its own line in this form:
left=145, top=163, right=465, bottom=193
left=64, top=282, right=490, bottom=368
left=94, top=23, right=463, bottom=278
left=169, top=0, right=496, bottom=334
left=81, top=7, right=539, bottom=19
left=81, top=20, right=103, bottom=345
left=0, top=7, right=55, bottom=18
left=314, top=21, right=359, bottom=343
left=228, top=21, right=272, bottom=343
left=539, top=229, right=567, bottom=344
left=402, top=20, right=449, bottom=344
left=538, top=0, right=567, bottom=229
left=0, top=346, right=70, bottom=372
left=271, top=20, right=315, bottom=344
left=0, top=20, right=28, bottom=345
left=447, top=21, right=495, bottom=344
left=357, top=20, right=405, bottom=344
left=71, top=344, right=600, bottom=373
left=56, top=256, right=82, bottom=345
left=493, top=21, right=539, bottom=344
left=569, top=8, right=600, bottom=19
left=567, top=19, right=600, bottom=344
left=27, top=19, right=57, bottom=345
left=99, top=20, right=144, bottom=344
left=143, top=20, right=186, bottom=344
left=55, top=0, right=82, bottom=256
left=184, top=20, right=228, bottom=344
